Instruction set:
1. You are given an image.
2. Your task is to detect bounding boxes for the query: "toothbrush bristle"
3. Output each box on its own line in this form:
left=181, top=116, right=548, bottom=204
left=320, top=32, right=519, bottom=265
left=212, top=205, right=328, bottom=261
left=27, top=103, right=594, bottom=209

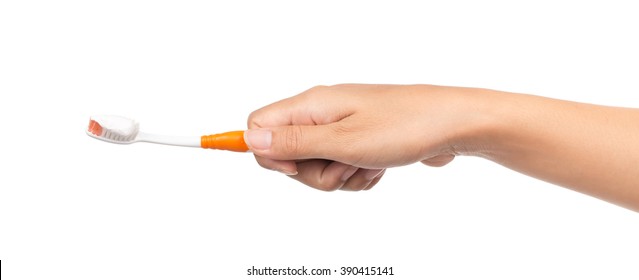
left=87, top=115, right=139, bottom=143
left=88, top=119, right=103, bottom=136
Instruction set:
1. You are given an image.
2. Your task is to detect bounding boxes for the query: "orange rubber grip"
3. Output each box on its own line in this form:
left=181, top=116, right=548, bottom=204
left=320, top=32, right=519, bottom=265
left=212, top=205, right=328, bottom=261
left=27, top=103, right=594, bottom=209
left=201, top=130, right=249, bottom=152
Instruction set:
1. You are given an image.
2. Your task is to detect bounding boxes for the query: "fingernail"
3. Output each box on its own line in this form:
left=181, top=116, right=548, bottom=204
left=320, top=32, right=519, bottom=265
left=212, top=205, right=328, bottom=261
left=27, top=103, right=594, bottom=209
left=363, top=169, right=384, bottom=181
left=276, top=168, right=298, bottom=176
left=340, top=166, right=359, bottom=182
left=244, top=129, right=272, bottom=150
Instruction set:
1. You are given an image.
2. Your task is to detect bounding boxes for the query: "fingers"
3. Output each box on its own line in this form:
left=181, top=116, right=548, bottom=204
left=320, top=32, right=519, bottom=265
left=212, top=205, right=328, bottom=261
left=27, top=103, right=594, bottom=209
left=363, top=169, right=385, bottom=190
left=291, top=162, right=384, bottom=192
left=260, top=158, right=384, bottom=192
left=340, top=168, right=385, bottom=191
left=290, top=160, right=355, bottom=191
left=252, top=155, right=298, bottom=175
left=253, top=151, right=386, bottom=191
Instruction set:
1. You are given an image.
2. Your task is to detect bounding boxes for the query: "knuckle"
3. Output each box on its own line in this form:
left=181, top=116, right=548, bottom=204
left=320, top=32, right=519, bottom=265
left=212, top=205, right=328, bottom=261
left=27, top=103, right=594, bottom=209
left=247, top=110, right=262, bottom=128
left=316, top=180, right=341, bottom=192
left=328, top=124, right=366, bottom=164
left=302, top=85, right=329, bottom=97
left=254, top=157, right=274, bottom=170
left=285, top=126, right=305, bottom=155
left=309, top=85, right=328, bottom=92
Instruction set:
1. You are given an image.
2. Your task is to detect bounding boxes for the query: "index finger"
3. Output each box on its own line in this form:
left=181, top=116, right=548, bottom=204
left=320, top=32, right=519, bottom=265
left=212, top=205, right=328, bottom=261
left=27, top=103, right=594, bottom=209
left=247, top=86, right=355, bottom=129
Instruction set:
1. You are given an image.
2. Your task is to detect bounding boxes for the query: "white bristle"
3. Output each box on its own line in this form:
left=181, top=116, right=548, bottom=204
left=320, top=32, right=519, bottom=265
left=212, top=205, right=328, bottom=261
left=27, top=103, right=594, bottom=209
left=90, top=115, right=140, bottom=143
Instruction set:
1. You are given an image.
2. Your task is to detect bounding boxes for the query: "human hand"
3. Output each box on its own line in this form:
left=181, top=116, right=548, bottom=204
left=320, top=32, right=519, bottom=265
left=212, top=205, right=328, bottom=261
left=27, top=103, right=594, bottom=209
left=244, top=84, right=488, bottom=191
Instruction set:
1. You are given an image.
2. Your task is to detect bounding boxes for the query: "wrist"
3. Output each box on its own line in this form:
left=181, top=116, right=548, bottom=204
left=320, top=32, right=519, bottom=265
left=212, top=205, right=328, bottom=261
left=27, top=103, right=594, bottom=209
left=442, top=87, right=508, bottom=159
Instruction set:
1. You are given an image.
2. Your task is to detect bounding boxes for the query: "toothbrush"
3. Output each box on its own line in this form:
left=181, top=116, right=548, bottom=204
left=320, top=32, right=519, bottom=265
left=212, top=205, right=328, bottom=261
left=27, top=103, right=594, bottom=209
left=86, top=115, right=249, bottom=152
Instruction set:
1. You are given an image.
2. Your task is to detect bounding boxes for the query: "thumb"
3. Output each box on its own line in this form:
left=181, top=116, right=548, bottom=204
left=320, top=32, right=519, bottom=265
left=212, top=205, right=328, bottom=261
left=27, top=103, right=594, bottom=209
left=244, top=125, right=338, bottom=160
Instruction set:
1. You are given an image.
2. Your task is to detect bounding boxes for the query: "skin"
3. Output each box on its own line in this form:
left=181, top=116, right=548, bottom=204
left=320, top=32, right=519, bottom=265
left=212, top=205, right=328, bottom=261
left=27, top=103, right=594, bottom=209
left=245, top=84, right=639, bottom=211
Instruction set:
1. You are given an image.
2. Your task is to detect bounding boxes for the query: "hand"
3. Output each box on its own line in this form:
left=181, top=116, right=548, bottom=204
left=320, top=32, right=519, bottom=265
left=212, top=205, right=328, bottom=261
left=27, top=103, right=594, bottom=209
left=244, top=84, right=486, bottom=191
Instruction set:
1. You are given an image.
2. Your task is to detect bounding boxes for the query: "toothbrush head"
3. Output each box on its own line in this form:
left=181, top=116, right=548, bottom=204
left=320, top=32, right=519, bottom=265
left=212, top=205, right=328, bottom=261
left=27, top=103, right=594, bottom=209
left=86, top=115, right=140, bottom=144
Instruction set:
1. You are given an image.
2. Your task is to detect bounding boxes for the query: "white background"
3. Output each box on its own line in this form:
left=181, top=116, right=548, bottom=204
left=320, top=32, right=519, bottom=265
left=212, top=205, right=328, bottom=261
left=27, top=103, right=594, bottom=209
left=1, top=0, right=638, bottom=279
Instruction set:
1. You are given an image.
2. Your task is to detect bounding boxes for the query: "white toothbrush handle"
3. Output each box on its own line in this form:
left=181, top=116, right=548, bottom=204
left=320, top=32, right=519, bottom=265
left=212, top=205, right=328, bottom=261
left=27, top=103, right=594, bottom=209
left=135, top=132, right=200, bottom=147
